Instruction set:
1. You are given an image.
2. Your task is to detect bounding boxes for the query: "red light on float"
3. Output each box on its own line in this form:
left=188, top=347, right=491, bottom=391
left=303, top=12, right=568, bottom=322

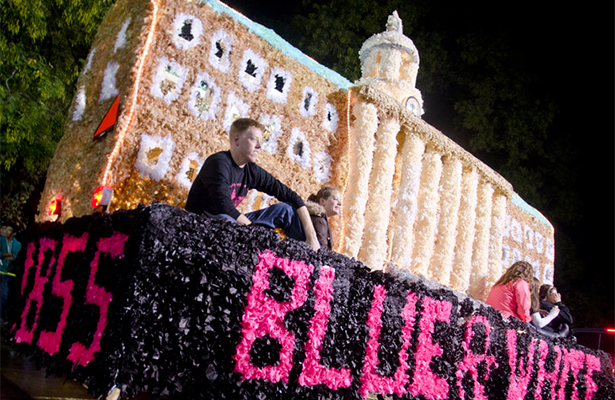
left=49, top=199, right=62, bottom=217
left=92, top=186, right=113, bottom=207
left=607, top=328, right=615, bottom=334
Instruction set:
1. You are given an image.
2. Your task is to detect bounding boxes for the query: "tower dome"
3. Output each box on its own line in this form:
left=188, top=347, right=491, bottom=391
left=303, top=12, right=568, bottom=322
left=356, top=11, right=424, bottom=116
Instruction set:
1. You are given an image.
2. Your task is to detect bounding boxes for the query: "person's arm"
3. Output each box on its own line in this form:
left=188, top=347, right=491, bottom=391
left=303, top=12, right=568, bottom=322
left=296, top=206, right=320, bottom=251
left=311, top=216, right=329, bottom=249
left=531, top=306, right=560, bottom=328
left=515, top=280, right=532, bottom=323
left=554, top=302, right=573, bottom=325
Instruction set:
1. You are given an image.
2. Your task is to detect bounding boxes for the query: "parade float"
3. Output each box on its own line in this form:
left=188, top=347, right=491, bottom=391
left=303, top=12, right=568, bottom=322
left=5, top=0, right=614, bottom=398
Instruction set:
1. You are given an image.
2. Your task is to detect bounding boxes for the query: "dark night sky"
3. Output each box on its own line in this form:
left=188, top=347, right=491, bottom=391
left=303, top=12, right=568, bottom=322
left=222, top=0, right=614, bottom=326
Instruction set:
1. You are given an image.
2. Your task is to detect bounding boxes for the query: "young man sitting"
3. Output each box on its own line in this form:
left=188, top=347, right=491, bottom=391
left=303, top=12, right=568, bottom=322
left=185, top=118, right=320, bottom=251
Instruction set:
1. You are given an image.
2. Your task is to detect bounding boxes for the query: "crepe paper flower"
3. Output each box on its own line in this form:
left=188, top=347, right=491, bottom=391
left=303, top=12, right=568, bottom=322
left=455, top=315, right=496, bottom=400
left=208, top=30, right=233, bottom=73
left=68, top=233, right=127, bottom=366
left=266, top=67, right=292, bottom=104
left=234, top=250, right=314, bottom=384
left=176, top=152, right=204, bottom=189
left=259, top=114, right=282, bottom=154
left=359, top=285, right=418, bottom=397
left=84, top=48, right=96, bottom=73
left=172, top=14, right=203, bottom=50
left=322, top=103, right=338, bottom=132
left=223, top=92, right=250, bottom=133
left=239, top=49, right=268, bottom=92
left=188, top=71, right=221, bottom=120
left=299, top=266, right=352, bottom=390
left=114, top=17, right=132, bottom=53
left=408, top=296, right=452, bottom=398
left=15, top=238, right=57, bottom=345
left=510, top=217, right=522, bottom=243
left=135, top=134, right=175, bottom=181
left=72, top=86, right=86, bottom=121
left=286, top=128, right=311, bottom=168
left=299, top=86, right=318, bottom=117
left=38, top=234, right=88, bottom=356
left=150, top=57, right=189, bottom=104
left=312, top=151, right=332, bottom=183
left=99, top=62, right=120, bottom=102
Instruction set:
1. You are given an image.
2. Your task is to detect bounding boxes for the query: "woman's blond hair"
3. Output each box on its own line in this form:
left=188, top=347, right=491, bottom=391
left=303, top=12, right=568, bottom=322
left=494, top=261, right=534, bottom=287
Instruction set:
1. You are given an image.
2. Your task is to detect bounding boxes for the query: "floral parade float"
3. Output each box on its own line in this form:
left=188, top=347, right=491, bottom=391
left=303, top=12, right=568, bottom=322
left=4, top=0, right=614, bottom=399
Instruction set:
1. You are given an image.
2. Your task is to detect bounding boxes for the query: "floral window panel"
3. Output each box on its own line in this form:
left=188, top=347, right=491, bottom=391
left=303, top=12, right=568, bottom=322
left=172, top=14, right=203, bottom=50
left=209, top=30, right=233, bottom=72
left=135, top=134, right=175, bottom=181
left=188, top=72, right=221, bottom=120
left=313, top=151, right=332, bottom=183
left=176, top=152, right=204, bottom=188
left=322, top=103, right=339, bottom=132
left=299, top=87, right=318, bottom=117
left=151, top=58, right=188, bottom=104
left=259, top=114, right=282, bottom=154
left=224, top=92, right=250, bottom=132
left=239, top=49, right=268, bottom=92
left=266, top=68, right=292, bottom=104
left=286, top=128, right=311, bottom=168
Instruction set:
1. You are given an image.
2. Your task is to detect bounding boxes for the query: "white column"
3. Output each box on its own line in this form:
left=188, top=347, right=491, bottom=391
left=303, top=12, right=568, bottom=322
left=340, top=101, right=378, bottom=258
left=450, top=167, right=479, bottom=293
left=428, top=157, right=462, bottom=285
left=468, top=181, right=494, bottom=301
left=486, top=193, right=507, bottom=291
left=389, top=133, right=425, bottom=268
left=410, top=146, right=443, bottom=277
left=359, top=116, right=400, bottom=270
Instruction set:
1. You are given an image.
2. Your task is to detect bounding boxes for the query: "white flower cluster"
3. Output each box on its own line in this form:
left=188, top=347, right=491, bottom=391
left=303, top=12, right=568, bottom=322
left=135, top=134, right=175, bottom=181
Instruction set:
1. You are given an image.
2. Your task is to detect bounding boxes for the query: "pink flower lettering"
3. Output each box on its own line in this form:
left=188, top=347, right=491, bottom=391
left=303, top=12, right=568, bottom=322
left=234, top=250, right=314, bottom=383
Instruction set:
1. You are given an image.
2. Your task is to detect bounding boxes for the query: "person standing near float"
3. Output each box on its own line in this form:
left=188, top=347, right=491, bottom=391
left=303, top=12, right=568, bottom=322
left=185, top=118, right=320, bottom=251
left=1, top=223, right=21, bottom=322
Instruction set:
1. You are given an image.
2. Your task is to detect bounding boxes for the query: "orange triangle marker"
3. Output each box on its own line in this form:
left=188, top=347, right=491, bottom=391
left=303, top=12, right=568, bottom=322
left=94, top=95, right=120, bottom=139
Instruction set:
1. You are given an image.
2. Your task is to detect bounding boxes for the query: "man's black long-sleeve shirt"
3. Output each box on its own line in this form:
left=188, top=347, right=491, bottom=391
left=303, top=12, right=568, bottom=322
left=185, top=151, right=304, bottom=219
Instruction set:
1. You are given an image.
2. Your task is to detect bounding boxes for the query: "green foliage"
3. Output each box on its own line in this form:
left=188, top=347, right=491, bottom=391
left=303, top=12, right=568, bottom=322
left=0, top=0, right=115, bottom=227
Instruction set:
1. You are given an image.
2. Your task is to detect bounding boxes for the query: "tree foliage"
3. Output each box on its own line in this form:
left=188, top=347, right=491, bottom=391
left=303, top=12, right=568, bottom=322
left=0, top=0, right=114, bottom=227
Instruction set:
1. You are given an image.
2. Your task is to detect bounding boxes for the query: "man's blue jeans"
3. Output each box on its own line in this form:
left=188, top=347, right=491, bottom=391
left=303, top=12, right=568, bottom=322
left=204, top=203, right=306, bottom=241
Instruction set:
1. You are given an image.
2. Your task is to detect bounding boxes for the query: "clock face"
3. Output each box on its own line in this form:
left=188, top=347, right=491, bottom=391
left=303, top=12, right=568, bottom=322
left=404, top=96, right=422, bottom=116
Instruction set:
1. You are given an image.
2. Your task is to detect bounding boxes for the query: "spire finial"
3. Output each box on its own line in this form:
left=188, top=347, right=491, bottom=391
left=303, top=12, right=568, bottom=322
left=386, top=11, right=403, bottom=34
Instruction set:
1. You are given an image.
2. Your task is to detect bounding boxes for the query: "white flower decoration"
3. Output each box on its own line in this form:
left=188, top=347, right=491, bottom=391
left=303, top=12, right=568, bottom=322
left=299, top=86, right=318, bottom=117
left=223, top=92, right=250, bottom=132
left=313, top=151, right=332, bottom=183
left=150, top=57, right=188, bottom=104
left=99, top=62, right=120, bottom=102
left=266, top=67, right=292, bottom=103
left=259, top=114, right=282, bottom=154
left=135, top=134, right=175, bottom=181
left=286, top=128, right=311, bottom=168
left=176, top=152, right=204, bottom=188
left=209, top=30, right=233, bottom=72
left=172, top=14, right=203, bottom=50
left=72, top=86, right=86, bottom=121
left=510, top=217, right=522, bottom=243
left=114, top=17, right=131, bottom=53
left=188, top=71, right=221, bottom=120
left=239, top=49, right=268, bottom=92
left=322, top=103, right=338, bottom=131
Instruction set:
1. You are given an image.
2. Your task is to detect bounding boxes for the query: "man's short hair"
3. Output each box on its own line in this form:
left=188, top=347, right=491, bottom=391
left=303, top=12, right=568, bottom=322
left=229, top=118, right=264, bottom=139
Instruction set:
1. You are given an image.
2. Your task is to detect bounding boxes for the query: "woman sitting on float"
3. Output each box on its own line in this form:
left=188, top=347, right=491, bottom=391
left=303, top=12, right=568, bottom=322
left=306, top=186, right=341, bottom=250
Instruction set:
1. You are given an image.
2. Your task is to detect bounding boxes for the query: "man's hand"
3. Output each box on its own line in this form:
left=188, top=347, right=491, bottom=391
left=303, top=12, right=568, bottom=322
left=236, top=214, right=252, bottom=226
left=305, top=235, right=320, bottom=252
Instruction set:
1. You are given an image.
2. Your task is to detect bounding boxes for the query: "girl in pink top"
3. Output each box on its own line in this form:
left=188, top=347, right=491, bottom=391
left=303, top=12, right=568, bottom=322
left=486, top=261, right=534, bottom=322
